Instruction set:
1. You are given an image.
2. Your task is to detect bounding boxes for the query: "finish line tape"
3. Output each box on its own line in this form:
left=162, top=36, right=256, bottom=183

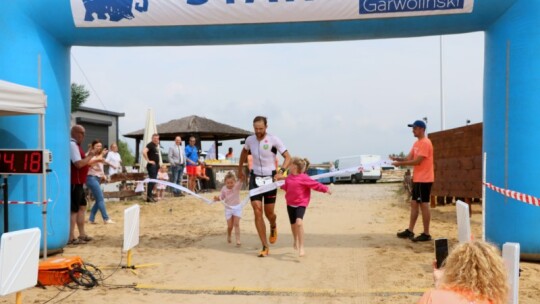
left=484, top=182, right=540, bottom=207
left=139, top=166, right=361, bottom=206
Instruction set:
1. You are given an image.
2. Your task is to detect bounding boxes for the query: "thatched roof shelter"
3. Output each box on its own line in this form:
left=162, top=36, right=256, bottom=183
left=124, top=115, right=252, bottom=161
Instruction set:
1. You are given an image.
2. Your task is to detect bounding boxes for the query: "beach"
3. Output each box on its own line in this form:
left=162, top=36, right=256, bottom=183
left=2, top=183, right=539, bottom=303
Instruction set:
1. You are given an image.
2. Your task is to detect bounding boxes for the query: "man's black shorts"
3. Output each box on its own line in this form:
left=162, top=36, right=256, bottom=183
left=71, top=184, right=87, bottom=213
left=249, top=173, right=277, bottom=204
left=412, top=182, right=433, bottom=203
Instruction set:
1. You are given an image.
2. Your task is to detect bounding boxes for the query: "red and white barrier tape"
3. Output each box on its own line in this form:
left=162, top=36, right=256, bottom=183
left=0, top=200, right=47, bottom=205
left=484, top=182, right=540, bottom=207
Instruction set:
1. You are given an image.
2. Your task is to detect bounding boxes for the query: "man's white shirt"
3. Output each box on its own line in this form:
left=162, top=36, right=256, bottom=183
left=244, top=133, right=286, bottom=176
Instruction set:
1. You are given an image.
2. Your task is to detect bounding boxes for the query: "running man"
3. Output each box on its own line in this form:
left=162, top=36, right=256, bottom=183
left=238, top=116, right=291, bottom=257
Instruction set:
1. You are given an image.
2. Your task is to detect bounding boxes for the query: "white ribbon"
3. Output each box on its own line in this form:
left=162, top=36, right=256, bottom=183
left=137, top=178, right=214, bottom=204
left=137, top=166, right=364, bottom=207
left=243, top=166, right=362, bottom=206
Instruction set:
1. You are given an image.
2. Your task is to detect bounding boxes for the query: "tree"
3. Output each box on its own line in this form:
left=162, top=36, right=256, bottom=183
left=117, top=140, right=135, bottom=166
left=389, top=152, right=407, bottom=160
left=71, top=83, right=90, bottom=112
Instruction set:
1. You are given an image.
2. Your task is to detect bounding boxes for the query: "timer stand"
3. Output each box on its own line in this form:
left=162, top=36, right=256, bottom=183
left=0, top=149, right=51, bottom=257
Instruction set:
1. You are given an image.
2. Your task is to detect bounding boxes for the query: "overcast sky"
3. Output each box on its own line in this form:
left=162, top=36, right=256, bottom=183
left=70, top=31, right=484, bottom=164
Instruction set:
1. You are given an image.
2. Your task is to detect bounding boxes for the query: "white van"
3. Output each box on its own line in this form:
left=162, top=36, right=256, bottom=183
left=334, top=155, right=382, bottom=183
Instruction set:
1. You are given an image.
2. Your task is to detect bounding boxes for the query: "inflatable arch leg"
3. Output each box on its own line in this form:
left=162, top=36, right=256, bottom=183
left=484, top=0, right=540, bottom=259
left=0, top=7, right=71, bottom=249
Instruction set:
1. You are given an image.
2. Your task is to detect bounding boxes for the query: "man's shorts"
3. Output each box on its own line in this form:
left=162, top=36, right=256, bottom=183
left=70, top=184, right=87, bottom=213
left=249, top=173, right=277, bottom=204
left=186, top=165, right=197, bottom=176
left=287, top=205, right=306, bottom=224
left=412, top=182, right=433, bottom=203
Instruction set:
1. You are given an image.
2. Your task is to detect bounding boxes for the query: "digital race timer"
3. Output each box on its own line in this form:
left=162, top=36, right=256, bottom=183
left=0, top=150, right=44, bottom=174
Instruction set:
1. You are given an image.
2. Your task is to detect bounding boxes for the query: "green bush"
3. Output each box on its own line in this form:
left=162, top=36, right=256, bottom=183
left=118, top=140, right=135, bottom=166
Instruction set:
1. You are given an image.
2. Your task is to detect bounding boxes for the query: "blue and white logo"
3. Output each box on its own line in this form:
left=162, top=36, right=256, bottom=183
left=82, top=0, right=149, bottom=22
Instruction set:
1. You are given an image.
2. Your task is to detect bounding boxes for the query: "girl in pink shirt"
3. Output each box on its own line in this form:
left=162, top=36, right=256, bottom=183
left=280, top=157, right=332, bottom=257
left=214, top=172, right=244, bottom=246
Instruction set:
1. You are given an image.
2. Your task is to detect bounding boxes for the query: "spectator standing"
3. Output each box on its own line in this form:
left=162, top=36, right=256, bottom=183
left=168, top=135, right=186, bottom=197
left=238, top=116, right=291, bottom=257
left=392, top=120, right=434, bottom=242
left=105, top=142, right=122, bottom=176
left=225, top=147, right=233, bottom=160
left=143, top=133, right=160, bottom=203
left=69, top=125, right=94, bottom=245
left=87, top=139, right=114, bottom=224
left=185, top=136, right=199, bottom=192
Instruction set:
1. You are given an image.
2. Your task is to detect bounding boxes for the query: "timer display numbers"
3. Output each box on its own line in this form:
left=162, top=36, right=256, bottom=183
left=0, top=150, right=44, bottom=174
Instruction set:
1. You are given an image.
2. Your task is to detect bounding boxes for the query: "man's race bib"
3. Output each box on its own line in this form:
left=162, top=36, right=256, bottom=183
left=255, top=176, right=273, bottom=186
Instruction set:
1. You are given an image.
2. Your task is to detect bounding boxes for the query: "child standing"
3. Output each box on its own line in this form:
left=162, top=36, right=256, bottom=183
left=156, top=165, right=169, bottom=200
left=214, top=172, right=244, bottom=246
left=280, top=157, right=332, bottom=257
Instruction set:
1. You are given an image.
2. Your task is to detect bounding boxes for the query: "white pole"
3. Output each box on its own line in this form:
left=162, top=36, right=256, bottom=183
left=440, top=36, right=445, bottom=131
left=38, top=53, right=48, bottom=258
left=41, top=113, right=47, bottom=259
left=482, top=152, right=486, bottom=241
left=502, top=242, right=520, bottom=304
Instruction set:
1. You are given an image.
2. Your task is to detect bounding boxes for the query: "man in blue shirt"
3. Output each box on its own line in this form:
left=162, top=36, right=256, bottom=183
left=185, top=136, right=199, bottom=192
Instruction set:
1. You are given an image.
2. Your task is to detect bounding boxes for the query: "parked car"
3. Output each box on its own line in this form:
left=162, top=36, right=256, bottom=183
left=334, top=154, right=382, bottom=183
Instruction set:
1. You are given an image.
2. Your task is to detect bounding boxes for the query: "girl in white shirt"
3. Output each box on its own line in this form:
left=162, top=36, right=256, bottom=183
left=214, top=172, right=244, bottom=246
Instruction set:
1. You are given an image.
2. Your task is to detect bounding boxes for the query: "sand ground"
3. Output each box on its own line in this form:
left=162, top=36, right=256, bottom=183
left=1, top=183, right=539, bottom=303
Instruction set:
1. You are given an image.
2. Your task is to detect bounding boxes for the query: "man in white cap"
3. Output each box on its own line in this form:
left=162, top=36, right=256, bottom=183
left=392, top=120, right=434, bottom=242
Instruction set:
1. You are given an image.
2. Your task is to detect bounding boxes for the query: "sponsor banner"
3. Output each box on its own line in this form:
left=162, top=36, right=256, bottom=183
left=71, top=0, right=474, bottom=28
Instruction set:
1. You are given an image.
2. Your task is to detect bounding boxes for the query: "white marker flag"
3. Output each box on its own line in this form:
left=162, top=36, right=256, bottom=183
left=502, top=242, right=520, bottom=304
left=456, top=200, right=471, bottom=243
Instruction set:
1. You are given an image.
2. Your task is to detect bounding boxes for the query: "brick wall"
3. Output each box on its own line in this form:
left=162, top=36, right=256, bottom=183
left=429, top=123, right=482, bottom=199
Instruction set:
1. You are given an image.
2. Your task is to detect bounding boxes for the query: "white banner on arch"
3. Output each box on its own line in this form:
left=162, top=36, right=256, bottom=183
left=71, top=0, right=474, bottom=28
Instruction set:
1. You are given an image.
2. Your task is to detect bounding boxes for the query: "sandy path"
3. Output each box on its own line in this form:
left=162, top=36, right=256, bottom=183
left=1, top=183, right=539, bottom=303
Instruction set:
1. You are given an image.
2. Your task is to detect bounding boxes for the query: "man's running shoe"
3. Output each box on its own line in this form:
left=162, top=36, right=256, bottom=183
left=258, top=246, right=269, bottom=257
left=397, top=229, right=414, bottom=239
left=269, top=226, right=278, bottom=244
left=412, top=233, right=432, bottom=242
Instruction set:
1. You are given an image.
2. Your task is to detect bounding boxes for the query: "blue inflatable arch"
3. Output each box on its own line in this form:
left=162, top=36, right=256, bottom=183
left=1, top=0, right=539, bottom=258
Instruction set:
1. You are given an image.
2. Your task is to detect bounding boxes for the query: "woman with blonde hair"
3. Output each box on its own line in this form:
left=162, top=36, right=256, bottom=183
left=418, top=240, right=508, bottom=304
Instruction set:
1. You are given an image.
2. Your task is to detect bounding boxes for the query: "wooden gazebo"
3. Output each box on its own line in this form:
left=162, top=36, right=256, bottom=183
left=123, top=115, right=252, bottom=161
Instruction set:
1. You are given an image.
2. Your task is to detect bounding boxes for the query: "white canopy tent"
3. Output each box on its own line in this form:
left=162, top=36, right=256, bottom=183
left=139, top=108, right=162, bottom=171
left=0, top=80, right=48, bottom=257
left=0, top=80, right=47, bottom=116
